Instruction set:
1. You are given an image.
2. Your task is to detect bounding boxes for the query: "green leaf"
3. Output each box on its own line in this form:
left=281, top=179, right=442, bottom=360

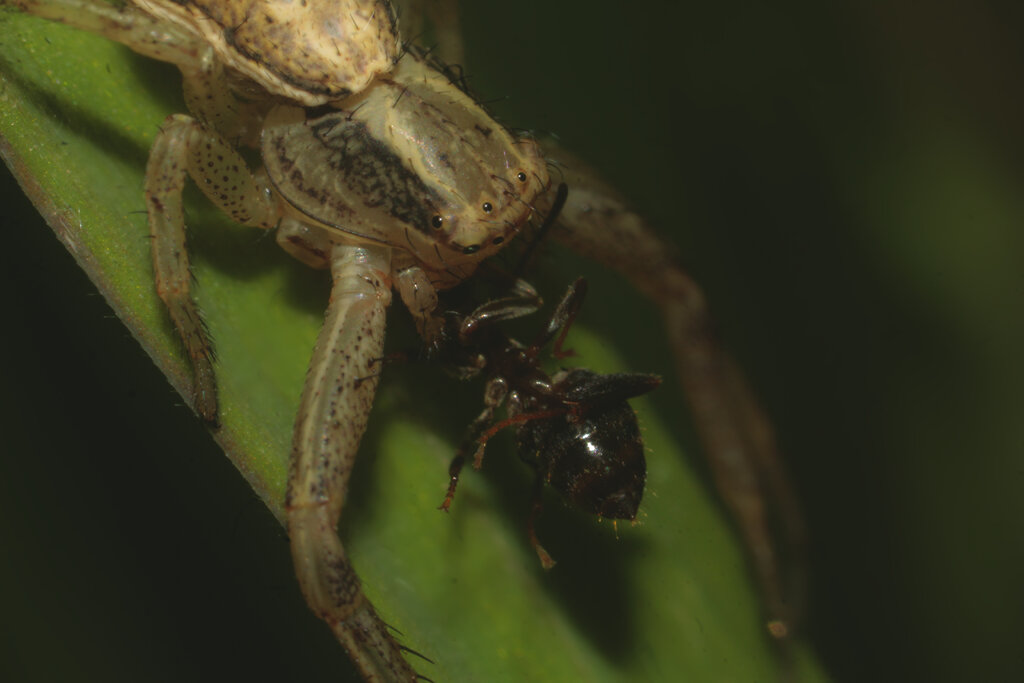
left=0, top=7, right=827, bottom=682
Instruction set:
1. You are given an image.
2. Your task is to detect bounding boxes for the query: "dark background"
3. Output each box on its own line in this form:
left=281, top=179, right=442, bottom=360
left=3, top=1, right=1023, bottom=681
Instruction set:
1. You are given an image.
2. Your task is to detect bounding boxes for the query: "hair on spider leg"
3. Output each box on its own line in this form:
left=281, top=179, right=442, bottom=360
left=404, top=43, right=475, bottom=95
left=379, top=618, right=436, bottom=676
left=352, top=371, right=382, bottom=390
left=367, top=351, right=413, bottom=369
left=398, top=644, right=435, bottom=666
left=470, top=94, right=512, bottom=109
left=381, top=619, right=431, bottom=660
left=195, top=310, right=217, bottom=360
left=393, top=34, right=423, bottom=61
left=439, top=61, right=471, bottom=94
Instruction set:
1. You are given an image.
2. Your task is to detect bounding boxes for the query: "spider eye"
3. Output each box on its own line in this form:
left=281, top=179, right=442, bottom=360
left=431, top=215, right=444, bottom=230
left=482, top=202, right=493, bottom=213
left=516, top=172, right=527, bottom=182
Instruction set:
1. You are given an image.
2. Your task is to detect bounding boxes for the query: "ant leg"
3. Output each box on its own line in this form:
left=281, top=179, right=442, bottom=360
left=438, top=453, right=466, bottom=512
left=527, top=474, right=556, bottom=569
left=397, top=0, right=464, bottom=66
left=529, top=277, right=588, bottom=358
left=457, top=279, right=543, bottom=342
left=542, top=143, right=806, bottom=637
left=440, top=377, right=508, bottom=509
left=286, top=243, right=420, bottom=682
left=471, top=407, right=566, bottom=469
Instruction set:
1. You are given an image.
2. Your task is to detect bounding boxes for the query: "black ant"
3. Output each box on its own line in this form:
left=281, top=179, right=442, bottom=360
left=432, top=277, right=661, bottom=567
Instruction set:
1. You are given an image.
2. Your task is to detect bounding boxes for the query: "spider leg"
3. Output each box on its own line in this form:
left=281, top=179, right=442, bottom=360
left=10, top=0, right=276, bottom=423
left=2, top=0, right=202, bottom=65
left=145, top=113, right=277, bottom=423
left=287, top=242, right=419, bottom=682
left=541, top=143, right=806, bottom=638
left=395, top=0, right=464, bottom=66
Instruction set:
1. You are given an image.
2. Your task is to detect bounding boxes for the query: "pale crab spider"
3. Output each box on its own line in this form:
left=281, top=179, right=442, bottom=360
left=0, top=0, right=806, bottom=680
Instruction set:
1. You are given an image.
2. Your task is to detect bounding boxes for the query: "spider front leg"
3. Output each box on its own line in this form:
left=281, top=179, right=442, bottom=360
left=286, top=242, right=418, bottom=683
left=145, top=113, right=277, bottom=422
left=544, top=146, right=806, bottom=638
left=8, top=0, right=276, bottom=423
left=2, top=0, right=202, bottom=66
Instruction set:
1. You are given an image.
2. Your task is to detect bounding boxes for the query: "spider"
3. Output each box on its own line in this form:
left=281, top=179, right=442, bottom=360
left=0, top=1, right=806, bottom=680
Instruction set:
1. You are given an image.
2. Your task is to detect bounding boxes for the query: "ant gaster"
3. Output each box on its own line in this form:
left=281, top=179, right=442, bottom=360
left=433, top=278, right=661, bottom=567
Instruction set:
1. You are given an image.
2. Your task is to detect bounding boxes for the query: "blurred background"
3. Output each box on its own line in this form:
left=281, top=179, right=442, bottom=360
left=2, top=1, right=1023, bottom=681
left=461, top=2, right=1024, bottom=680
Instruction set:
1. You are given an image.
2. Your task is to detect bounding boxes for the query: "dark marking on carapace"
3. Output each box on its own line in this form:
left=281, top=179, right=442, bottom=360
left=305, top=111, right=445, bottom=235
